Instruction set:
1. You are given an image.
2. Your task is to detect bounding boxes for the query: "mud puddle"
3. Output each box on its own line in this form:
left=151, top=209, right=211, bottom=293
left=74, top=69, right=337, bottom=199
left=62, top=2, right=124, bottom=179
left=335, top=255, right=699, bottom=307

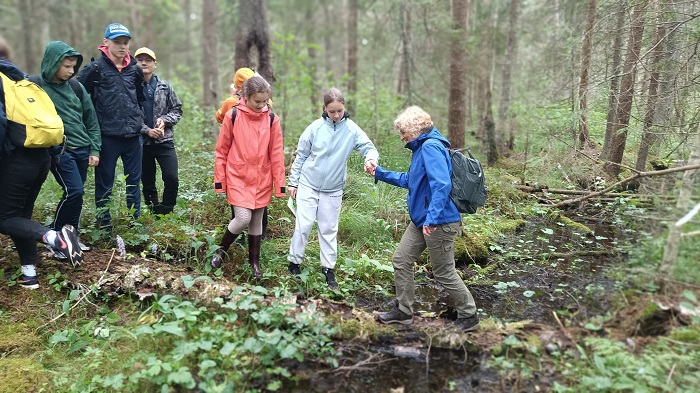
left=334, top=216, right=629, bottom=391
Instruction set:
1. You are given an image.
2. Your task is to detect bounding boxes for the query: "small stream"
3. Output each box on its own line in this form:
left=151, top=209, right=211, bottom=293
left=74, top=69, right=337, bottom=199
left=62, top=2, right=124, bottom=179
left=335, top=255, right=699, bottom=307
left=290, top=217, right=629, bottom=392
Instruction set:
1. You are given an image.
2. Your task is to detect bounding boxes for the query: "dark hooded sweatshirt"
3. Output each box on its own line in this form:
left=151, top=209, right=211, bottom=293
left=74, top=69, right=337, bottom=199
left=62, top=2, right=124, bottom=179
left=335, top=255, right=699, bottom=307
left=39, top=41, right=101, bottom=156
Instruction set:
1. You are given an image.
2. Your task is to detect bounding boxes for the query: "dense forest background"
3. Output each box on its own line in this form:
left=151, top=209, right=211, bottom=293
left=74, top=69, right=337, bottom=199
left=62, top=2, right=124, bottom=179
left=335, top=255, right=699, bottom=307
left=2, top=0, right=697, bottom=175
left=2, top=1, right=700, bottom=391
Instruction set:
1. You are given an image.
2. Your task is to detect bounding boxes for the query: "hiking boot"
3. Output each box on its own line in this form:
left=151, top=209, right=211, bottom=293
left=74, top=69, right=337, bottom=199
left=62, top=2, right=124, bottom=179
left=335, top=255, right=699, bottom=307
left=18, top=274, right=39, bottom=290
left=454, top=314, right=480, bottom=332
left=211, top=249, right=226, bottom=269
left=78, top=241, right=91, bottom=252
left=377, top=304, right=413, bottom=325
left=288, top=262, right=301, bottom=276
left=55, top=225, right=83, bottom=267
left=321, top=268, right=338, bottom=288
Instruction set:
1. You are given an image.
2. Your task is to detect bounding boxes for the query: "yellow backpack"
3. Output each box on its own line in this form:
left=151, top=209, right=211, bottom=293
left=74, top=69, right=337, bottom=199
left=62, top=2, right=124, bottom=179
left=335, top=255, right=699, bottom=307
left=0, top=72, right=64, bottom=148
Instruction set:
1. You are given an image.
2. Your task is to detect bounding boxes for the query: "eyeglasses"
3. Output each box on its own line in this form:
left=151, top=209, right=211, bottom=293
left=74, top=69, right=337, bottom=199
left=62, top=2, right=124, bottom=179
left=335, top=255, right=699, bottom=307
left=136, top=57, right=154, bottom=63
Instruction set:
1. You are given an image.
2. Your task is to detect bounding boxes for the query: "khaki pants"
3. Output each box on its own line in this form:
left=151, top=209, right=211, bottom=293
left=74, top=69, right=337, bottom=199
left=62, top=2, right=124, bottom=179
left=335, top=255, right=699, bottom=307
left=393, top=221, right=477, bottom=318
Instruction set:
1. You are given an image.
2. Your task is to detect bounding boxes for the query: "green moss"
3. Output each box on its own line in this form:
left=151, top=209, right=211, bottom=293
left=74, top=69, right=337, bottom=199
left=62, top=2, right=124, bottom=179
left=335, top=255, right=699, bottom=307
left=454, top=233, right=489, bottom=263
left=327, top=313, right=394, bottom=341
left=0, top=358, right=50, bottom=393
left=555, top=215, right=592, bottom=234
left=669, top=326, right=700, bottom=343
left=0, top=322, right=43, bottom=356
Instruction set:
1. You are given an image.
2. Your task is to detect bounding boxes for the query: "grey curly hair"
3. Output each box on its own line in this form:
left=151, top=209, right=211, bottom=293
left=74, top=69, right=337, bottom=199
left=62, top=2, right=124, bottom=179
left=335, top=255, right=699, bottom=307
left=394, top=106, right=433, bottom=139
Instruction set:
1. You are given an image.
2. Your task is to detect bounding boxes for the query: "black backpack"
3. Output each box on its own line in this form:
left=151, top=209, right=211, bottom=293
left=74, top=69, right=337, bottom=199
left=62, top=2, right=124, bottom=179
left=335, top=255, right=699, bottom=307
left=231, top=105, right=275, bottom=128
left=449, top=147, right=488, bottom=214
left=28, top=75, right=83, bottom=100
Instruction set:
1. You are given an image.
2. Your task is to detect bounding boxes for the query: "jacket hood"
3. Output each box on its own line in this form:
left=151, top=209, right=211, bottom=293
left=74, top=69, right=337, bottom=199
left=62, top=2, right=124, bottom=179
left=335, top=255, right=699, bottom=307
left=406, top=127, right=451, bottom=151
left=0, top=59, right=25, bottom=81
left=237, top=98, right=271, bottom=115
left=98, top=45, right=133, bottom=68
left=40, top=41, right=82, bottom=85
left=322, top=110, right=350, bottom=124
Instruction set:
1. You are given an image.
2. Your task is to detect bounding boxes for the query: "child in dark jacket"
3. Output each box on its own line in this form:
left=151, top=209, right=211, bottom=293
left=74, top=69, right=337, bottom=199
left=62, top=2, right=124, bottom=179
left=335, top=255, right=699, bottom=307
left=78, top=23, right=145, bottom=231
left=38, top=40, right=101, bottom=258
left=0, top=35, right=83, bottom=289
left=135, top=47, right=183, bottom=215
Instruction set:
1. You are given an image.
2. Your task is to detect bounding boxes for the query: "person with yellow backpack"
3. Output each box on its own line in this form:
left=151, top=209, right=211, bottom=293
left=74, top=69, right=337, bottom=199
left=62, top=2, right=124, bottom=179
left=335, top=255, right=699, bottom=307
left=0, top=36, right=84, bottom=289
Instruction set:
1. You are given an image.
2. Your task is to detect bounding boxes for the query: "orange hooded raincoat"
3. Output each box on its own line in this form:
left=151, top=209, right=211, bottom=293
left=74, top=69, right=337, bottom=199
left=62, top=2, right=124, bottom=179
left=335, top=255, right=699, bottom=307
left=214, top=100, right=286, bottom=208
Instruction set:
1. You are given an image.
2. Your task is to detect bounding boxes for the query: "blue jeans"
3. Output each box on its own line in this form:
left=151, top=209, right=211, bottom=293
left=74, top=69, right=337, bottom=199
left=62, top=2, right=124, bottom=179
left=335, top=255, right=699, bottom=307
left=50, top=146, right=89, bottom=230
left=0, top=147, right=51, bottom=265
left=95, top=135, right=143, bottom=225
left=142, top=141, right=179, bottom=213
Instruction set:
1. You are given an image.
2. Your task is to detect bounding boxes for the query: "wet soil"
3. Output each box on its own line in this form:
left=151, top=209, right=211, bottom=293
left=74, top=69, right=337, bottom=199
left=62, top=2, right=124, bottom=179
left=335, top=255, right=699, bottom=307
left=0, top=213, right=683, bottom=392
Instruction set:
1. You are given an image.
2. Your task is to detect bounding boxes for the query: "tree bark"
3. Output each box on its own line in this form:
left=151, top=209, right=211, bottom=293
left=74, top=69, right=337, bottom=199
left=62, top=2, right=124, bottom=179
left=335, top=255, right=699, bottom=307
left=19, top=0, right=37, bottom=73
left=485, top=86, right=497, bottom=166
left=603, top=2, right=646, bottom=179
left=576, top=0, right=597, bottom=148
left=634, top=3, right=665, bottom=174
left=661, top=133, right=700, bottom=275
left=235, top=0, right=275, bottom=83
left=601, top=6, right=627, bottom=161
left=448, top=0, right=469, bottom=150
left=346, top=0, right=359, bottom=114
left=202, top=0, right=219, bottom=107
left=397, top=1, right=412, bottom=104
left=498, top=0, right=520, bottom=152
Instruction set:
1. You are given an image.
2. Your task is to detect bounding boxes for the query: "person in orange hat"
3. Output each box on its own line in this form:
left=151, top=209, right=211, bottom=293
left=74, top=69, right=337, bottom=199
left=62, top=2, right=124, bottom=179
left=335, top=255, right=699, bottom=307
left=215, top=67, right=254, bottom=124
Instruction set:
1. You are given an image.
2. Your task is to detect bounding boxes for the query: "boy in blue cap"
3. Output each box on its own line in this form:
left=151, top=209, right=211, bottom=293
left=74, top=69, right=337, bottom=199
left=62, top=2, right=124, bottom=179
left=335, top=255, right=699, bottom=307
left=78, top=23, right=145, bottom=233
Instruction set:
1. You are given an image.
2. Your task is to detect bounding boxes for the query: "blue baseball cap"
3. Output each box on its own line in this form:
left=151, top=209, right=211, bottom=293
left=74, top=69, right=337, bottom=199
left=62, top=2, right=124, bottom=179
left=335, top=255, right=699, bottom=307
left=104, top=23, right=131, bottom=40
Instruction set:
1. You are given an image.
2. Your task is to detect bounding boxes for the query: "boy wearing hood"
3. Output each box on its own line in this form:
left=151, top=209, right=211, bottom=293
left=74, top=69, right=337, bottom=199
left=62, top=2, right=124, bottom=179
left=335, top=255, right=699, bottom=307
left=38, top=41, right=101, bottom=258
left=78, top=23, right=145, bottom=232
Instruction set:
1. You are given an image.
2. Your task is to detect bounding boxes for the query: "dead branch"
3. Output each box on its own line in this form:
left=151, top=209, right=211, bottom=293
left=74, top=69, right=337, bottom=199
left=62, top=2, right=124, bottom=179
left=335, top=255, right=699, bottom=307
left=549, top=163, right=700, bottom=208
left=517, top=185, right=673, bottom=199
left=37, top=250, right=116, bottom=330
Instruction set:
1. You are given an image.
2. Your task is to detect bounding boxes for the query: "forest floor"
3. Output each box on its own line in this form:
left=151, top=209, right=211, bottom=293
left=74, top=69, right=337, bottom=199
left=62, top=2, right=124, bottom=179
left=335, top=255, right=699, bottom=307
left=2, top=210, right=695, bottom=392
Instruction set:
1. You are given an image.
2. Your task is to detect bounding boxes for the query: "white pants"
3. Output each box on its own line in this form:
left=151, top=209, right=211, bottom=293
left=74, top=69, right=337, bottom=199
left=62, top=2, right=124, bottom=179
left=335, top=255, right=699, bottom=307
left=288, top=184, right=343, bottom=269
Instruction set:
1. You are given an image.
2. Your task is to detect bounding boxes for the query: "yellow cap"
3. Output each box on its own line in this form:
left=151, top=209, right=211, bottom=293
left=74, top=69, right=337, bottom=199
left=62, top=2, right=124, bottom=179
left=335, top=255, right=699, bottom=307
left=134, top=47, right=156, bottom=60
left=233, top=67, right=255, bottom=88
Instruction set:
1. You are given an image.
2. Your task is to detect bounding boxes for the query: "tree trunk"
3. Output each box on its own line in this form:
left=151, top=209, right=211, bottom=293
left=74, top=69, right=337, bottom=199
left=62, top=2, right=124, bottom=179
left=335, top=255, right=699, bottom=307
left=497, top=0, right=519, bottom=152
left=235, top=0, right=275, bottom=83
left=634, top=3, right=665, bottom=174
left=485, top=86, right=497, bottom=166
left=661, top=132, right=700, bottom=275
left=576, top=0, right=597, bottom=148
left=346, top=0, right=358, bottom=114
left=202, top=0, right=218, bottom=107
left=603, top=2, right=646, bottom=179
left=305, top=6, right=320, bottom=114
left=601, top=6, right=627, bottom=161
left=19, top=0, right=37, bottom=73
left=448, top=0, right=469, bottom=150
left=397, top=1, right=412, bottom=104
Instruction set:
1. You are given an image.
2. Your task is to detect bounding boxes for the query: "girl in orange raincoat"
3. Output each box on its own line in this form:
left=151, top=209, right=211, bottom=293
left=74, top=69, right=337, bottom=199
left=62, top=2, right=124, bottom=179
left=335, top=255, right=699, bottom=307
left=212, top=76, right=286, bottom=279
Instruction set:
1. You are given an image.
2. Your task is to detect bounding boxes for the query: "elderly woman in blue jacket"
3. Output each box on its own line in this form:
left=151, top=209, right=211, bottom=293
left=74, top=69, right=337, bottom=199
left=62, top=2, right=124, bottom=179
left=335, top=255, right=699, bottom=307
left=287, top=88, right=379, bottom=288
left=370, top=106, right=479, bottom=332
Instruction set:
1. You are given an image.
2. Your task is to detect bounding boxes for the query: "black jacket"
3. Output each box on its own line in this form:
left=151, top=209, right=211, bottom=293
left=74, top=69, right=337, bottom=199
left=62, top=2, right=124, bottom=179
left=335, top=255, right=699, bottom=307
left=78, top=52, right=144, bottom=138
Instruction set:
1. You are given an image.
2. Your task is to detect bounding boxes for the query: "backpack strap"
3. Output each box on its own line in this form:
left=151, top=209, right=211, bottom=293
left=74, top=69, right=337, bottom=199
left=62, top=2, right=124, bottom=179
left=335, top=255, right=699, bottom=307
left=28, top=74, right=84, bottom=100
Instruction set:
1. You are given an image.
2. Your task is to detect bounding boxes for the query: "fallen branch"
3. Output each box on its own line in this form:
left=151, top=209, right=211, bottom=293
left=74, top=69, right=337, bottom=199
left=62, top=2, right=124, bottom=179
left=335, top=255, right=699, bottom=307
left=517, top=185, right=673, bottom=199
left=549, top=163, right=700, bottom=208
left=37, top=250, right=116, bottom=330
